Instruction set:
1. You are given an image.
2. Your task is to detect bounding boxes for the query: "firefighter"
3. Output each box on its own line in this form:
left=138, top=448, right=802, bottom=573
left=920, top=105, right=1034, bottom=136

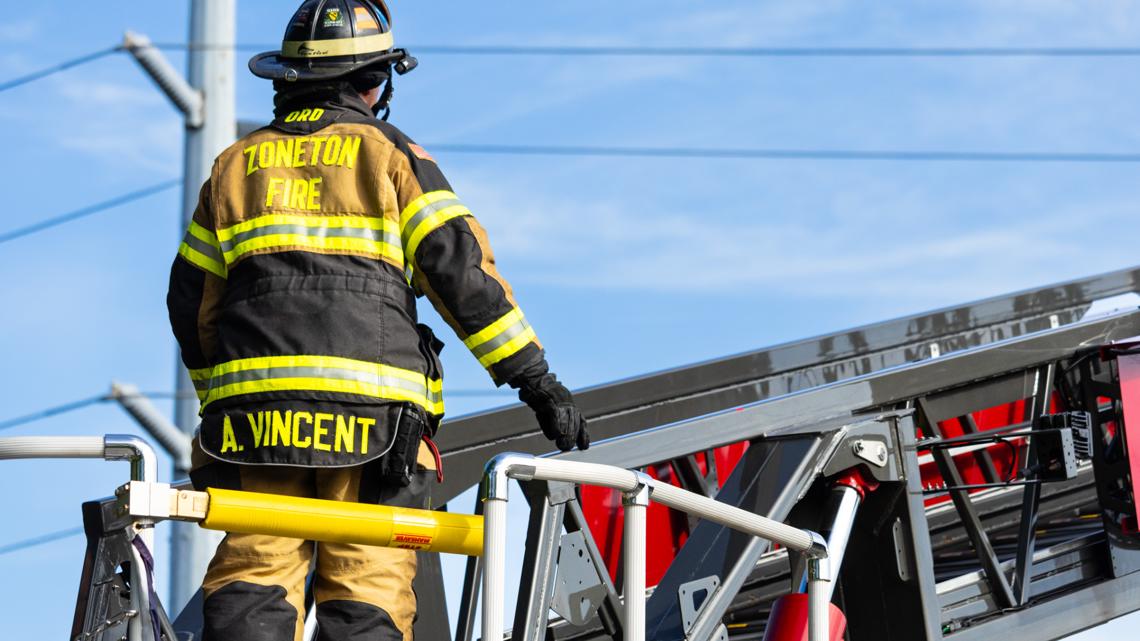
left=166, top=1, right=589, bottom=639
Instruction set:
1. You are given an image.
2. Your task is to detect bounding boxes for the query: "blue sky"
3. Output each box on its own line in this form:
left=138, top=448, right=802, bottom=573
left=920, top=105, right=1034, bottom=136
left=2, top=1, right=1140, bottom=638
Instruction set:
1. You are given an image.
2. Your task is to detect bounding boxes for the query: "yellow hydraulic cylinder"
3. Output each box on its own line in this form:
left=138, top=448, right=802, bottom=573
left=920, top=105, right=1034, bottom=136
left=200, top=488, right=483, bottom=556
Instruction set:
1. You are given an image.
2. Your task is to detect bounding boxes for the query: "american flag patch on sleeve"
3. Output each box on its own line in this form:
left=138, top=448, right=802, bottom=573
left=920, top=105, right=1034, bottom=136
left=408, top=143, right=435, bottom=163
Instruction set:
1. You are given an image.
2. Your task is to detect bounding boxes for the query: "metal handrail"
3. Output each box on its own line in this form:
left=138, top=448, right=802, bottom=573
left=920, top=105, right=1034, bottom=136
left=0, top=434, right=159, bottom=548
left=1, top=433, right=163, bottom=641
left=481, top=453, right=831, bottom=641
left=0, top=434, right=158, bottom=483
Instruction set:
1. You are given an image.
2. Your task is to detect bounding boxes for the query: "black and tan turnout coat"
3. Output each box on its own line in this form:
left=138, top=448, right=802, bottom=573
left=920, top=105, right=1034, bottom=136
left=167, top=86, right=546, bottom=468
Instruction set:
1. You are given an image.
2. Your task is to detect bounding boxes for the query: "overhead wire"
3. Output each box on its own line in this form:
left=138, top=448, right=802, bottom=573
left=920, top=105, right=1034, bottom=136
left=154, top=43, right=1140, bottom=57
left=0, top=395, right=108, bottom=432
left=0, top=180, right=180, bottom=246
left=0, top=527, right=86, bottom=556
left=7, top=42, right=1140, bottom=95
left=0, top=46, right=121, bottom=94
left=5, top=44, right=1140, bottom=171
left=425, top=143, right=1140, bottom=163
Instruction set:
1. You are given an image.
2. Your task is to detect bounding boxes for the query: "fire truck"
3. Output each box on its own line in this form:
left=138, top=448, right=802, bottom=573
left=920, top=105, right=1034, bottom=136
left=6, top=266, right=1140, bottom=641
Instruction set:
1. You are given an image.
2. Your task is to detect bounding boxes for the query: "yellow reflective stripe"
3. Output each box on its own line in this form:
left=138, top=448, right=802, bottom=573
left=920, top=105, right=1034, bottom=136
left=399, top=190, right=472, bottom=269
left=189, top=367, right=212, bottom=402
left=227, top=234, right=403, bottom=263
left=463, top=308, right=523, bottom=350
left=207, top=378, right=444, bottom=415
left=216, top=214, right=403, bottom=266
left=188, top=221, right=219, bottom=246
left=178, top=221, right=227, bottom=278
left=178, top=243, right=227, bottom=278
left=201, top=355, right=444, bottom=416
left=404, top=205, right=472, bottom=261
left=217, top=214, right=395, bottom=241
left=476, top=326, right=538, bottom=368
left=463, top=308, right=538, bottom=368
left=209, top=354, right=414, bottom=377
left=399, top=191, right=458, bottom=229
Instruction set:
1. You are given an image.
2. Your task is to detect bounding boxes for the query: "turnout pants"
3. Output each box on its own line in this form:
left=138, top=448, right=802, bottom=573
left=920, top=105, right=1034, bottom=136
left=191, top=444, right=437, bottom=641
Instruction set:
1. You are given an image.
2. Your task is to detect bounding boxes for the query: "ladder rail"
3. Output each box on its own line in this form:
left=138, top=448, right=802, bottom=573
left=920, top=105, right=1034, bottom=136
left=481, top=454, right=831, bottom=641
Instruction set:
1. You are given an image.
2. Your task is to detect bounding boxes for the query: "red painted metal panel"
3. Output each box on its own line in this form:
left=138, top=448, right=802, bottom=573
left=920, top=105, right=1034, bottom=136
left=1114, top=353, right=1140, bottom=525
left=581, top=441, right=749, bottom=585
left=759, top=594, right=846, bottom=641
left=582, top=390, right=1066, bottom=581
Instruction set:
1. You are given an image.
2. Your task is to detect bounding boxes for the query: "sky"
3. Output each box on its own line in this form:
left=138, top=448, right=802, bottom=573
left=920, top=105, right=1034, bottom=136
left=1, top=0, right=1140, bottom=638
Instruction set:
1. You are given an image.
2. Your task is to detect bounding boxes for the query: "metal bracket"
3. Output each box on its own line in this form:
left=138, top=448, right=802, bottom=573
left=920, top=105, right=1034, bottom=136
left=115, top=481, right=209, bottom=522
left=892, top=518, right=913, bottom=582
left=820, top=416, right=904, bottom=482
left=678, top=575, right=720, bottom=636
left=122, top=31, right=205, bottom=127
left=550, top=531, right=607, bottom=627
left=852, top=439, right=889, bottom=468
left=547, top=480, right=577, bottom=506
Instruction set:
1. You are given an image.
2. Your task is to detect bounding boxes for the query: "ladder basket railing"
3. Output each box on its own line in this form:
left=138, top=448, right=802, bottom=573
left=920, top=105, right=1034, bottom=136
left=481, top=453, right=831, bottom=641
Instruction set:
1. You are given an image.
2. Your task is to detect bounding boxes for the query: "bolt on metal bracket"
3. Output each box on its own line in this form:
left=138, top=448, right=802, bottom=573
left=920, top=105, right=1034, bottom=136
left=851, top=439, right=889, bottom=468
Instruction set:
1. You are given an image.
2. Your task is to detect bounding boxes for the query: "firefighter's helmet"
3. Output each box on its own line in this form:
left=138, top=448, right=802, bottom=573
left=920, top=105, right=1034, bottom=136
left=249, top=0, right=415, bottom=82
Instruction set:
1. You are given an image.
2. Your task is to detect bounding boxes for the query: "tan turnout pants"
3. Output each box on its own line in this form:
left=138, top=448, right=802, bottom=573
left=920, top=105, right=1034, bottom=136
left=192, top=443, right=436, bottom=641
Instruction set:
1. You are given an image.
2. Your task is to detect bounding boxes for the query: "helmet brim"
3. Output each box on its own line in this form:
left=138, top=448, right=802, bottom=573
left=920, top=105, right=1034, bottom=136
left=248, top=50, right=401, bottom=81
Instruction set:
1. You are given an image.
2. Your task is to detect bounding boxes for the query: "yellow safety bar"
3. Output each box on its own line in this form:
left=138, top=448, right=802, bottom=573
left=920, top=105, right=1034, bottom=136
left=200, top=488, right=483, bottom=556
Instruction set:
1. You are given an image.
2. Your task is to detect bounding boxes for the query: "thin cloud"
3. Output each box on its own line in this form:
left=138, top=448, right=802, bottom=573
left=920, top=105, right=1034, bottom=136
left=454, top=168, right=1137, bottom=309
left=0, top=19, right=39, bottom=42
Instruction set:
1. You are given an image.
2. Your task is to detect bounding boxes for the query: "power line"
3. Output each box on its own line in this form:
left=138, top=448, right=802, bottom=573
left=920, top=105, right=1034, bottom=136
left=156, top=43, right=1140, bottom=58
left=0, top=46, right=121, bottom=94
left=403, top=45, right=1140, bottom=58
left=426, top=143, right=1140, bottom=163
left=4, top=42, right=1138, bottom=94
left=0, top=396, right=107, bottom=432
left=4, top=42, right=1136, bottom=95
left=0, top=527, right=85, bottom=556
left=0, top=180, right=179, bottom=246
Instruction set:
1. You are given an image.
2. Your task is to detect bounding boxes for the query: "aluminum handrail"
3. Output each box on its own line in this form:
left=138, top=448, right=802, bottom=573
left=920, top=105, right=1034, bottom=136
left=0, top=434, right=159, bottom=550
left=0, top=434, right=158, bottom=482
left=481, top=453, right=831, bottom=641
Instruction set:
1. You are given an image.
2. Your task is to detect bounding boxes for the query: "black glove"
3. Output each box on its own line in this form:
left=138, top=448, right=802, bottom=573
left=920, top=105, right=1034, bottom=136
left=514, top=373, right=589, bottom=452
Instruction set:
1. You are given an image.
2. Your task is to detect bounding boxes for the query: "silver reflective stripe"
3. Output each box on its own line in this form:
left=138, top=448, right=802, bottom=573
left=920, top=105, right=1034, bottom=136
left=219, top=223, right=400, bottom=254
left=401, top=197, right=464, bottom=246
left=469, top=317, right=533, bottom=359
left=211, top=365, right=431, bottom=398
left=183, top=230, right=224, bottom=264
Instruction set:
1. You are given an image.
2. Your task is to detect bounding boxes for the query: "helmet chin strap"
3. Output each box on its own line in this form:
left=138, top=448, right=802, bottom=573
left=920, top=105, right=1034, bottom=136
left=373, top=74, right=395, bottom=120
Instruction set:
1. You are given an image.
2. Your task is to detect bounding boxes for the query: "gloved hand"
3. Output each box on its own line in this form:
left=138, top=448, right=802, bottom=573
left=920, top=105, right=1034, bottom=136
left=514, top=373, right=590, bottom=452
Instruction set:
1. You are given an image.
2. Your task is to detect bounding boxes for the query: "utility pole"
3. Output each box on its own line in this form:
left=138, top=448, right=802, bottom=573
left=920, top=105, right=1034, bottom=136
left=125, top=0, right=236, bottom=614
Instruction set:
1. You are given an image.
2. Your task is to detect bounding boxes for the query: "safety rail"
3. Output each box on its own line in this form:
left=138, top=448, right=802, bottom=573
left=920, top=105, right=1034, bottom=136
left=0, top=434, right=158, bottom=546
left=118, top=482, right=484, bottom=556
left=481, top=453, right=832, bottom=641
left=12, top=434, right=830, bottom=641
left=0, top=434, right=157, bottom=481
left=0, top=435, right=163, bottom=641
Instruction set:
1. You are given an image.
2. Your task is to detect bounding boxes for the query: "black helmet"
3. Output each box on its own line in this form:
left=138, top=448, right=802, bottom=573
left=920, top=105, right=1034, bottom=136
left=249, top=0, right=415, bottom=82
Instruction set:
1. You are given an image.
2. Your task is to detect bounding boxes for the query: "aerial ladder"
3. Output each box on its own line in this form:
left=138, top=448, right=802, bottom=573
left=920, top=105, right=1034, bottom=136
left=6, top=265, right=1140, bottom=641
